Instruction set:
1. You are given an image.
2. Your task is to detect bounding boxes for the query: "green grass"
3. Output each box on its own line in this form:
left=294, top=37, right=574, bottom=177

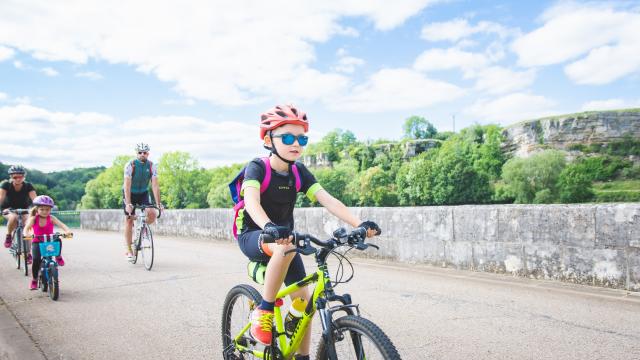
left=593, top=180, right=640, bottom=202
left=593, top=180, right=640, bottom=191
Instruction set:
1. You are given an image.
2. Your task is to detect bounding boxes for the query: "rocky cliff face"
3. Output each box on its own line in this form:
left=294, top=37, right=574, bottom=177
left=502, top=109, right=640, bottom=157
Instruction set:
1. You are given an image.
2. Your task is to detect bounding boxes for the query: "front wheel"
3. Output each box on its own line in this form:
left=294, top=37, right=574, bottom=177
left=21, top=235, right=29, bottom=277
left=221, top=284, right=262, bottom=360
left=47, top=263, right=59, bottom=301
left=315, top=315, right=402, bottom=360
left=12, top=231, right=21, bottom=270
left=140, top=225, right=154, bottom=271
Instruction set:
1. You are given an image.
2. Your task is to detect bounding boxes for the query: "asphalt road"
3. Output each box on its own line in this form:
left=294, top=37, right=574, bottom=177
left=1, top=228, right=640, bottom=360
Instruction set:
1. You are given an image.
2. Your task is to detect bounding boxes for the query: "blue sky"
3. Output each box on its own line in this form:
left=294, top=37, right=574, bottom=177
left=1, top=0, right=639, bottom=171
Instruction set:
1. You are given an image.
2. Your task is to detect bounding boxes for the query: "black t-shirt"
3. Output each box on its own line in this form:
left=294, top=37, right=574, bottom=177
left=0, top=180, right=35, bottom=210
left=240, top=158, right=320, bottom=232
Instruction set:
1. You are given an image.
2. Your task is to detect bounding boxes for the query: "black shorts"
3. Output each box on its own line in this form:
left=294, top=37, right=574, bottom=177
left=122, top=191, right=151, bottom=215
left=238, top=230, right=306, bottom=286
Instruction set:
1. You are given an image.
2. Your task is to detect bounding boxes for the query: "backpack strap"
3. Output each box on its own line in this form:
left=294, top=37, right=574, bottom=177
left=259, top=157, right=271, bottom=193
left=291, top=164, right=302, bottom=192
left=130, top=160, right=136, bottom=178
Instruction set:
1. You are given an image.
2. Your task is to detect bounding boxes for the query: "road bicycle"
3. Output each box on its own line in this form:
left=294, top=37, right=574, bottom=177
left=4, top=208, right=30, bottom=276
left=222, top=227, right=402, bottom=360
left=25, top=233, right=73, bottom=301
left=128, top=204, right=161, bottom=270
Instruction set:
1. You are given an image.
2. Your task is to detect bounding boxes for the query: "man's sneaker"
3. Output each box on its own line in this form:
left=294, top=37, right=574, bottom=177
left=29, top=279, right=37, bottom=290
left=250, top=308, right=274, bottom=345
left=27, top=253, right=32, bottom=265
left=126, top=252, right=134, bottom=262
left=4, top=234, right=11, bottom=248
left=56, top=256, right=65, bottom=266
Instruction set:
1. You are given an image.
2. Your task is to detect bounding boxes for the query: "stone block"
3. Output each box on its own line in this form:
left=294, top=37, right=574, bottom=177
left=453, top=205, right=498, bottom=243
left=595, top=204, right=640, bottom=248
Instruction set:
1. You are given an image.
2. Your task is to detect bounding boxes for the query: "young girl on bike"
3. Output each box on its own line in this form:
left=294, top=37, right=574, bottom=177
left=238, top=104, right=381, bottom=360
left=23, top=195, right=72, bottom=290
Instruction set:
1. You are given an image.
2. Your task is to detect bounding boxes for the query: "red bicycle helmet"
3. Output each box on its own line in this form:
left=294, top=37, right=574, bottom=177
left=259, top=104, right=309, bottom=139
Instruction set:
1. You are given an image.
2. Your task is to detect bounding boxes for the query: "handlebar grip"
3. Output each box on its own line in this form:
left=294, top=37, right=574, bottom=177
left=259, top=233, right=275, bottom=243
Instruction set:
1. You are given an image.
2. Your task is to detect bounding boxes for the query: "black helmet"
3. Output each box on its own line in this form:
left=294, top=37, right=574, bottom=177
left=8, top=165, right=26, bottom=175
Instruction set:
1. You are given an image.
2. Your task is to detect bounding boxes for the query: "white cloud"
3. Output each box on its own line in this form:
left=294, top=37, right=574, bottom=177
left=581, top=98, right=640, bottom=111
left=0, top=92, right=7, bottom=101
left=473, top=67, right=536, bottom=95
left=333, top=48, right=365, bottom=74
left=75, top=71, right=103, bottom=80
left=0, top=0, right=439, bottom=107
left=0, top=45, right=14, bottom=61
left=333, top=68, right=465, bottom=112
left=413, top=47, right=488, bottom=73
left=13, top=60, right=25, bottom=69
left=466, top=92, right=557, bottom=123
left=0, top=104, right=266, bottom=171
left=12, top=96, right=31, bottom=105
left=421, top=18, right=511, bottom=42
left=512, top=2, right=640, bottom=84
left=41, top=67, right=59, bottom=76
left=163, top=98, right=196, bottom=106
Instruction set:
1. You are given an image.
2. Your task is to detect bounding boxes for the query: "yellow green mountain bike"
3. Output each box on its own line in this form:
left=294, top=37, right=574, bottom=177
left=222, top=227, right=402, bottom=360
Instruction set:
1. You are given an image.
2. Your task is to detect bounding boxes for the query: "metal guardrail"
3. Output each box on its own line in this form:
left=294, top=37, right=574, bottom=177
left=0, top=210, right=81, bottom=228
left=52, top=210, right=81, bottom=228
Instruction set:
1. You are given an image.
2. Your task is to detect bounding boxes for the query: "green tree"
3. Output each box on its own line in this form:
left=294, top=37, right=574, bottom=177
left=403, top=116, right=437, bottom=140
left=428, top=139, right=492, bottom=205
left=351, top=166, right=398, bottom=206
left=316, top=129, right=358, bottom=162
left=396, top=153, right=434, bottom=206
left=158, top=151, right=210, bottom=209
left=558, top=162, right=595, bottom=203
left=501, top=150, right=566, bottom=203
left=207, top=163, right=244, bottom=208
left=80, top=156, right=129, bottom=209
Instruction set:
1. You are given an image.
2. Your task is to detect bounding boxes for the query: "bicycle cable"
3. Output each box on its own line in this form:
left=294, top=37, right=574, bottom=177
left=328, top=245, right=355, bottom=286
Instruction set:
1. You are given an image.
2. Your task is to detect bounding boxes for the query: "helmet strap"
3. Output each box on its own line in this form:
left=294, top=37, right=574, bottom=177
left=268, top=132, right=296, bottom=187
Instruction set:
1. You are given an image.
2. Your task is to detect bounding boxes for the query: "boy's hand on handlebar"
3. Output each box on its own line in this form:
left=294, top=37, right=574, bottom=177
left=263, top=222, right=292, bottom=244
left=358, top=220, right=382, bottom=238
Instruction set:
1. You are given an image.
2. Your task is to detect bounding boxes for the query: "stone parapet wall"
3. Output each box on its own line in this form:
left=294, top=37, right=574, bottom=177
left=81, top=204, right=640, bottom=290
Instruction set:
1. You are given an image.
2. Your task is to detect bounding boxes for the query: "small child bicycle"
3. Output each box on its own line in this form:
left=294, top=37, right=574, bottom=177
left=222, top=227, right=401, bottom=360
left=25, top=232, right=73, bottom=301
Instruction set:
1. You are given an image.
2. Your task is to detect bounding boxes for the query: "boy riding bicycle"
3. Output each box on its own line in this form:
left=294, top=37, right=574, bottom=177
left=236, top=104, right=381, bottom=360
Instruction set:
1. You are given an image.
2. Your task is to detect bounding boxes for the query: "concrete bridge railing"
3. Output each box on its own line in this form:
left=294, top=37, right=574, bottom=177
left=80, top=204, right=640, bottom=291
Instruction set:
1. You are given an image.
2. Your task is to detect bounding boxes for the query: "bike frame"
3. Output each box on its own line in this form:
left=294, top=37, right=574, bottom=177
left=39, top=251, right=58, bottom=284
left=232, top=250, right=359, bottom=359
left=7, top=209, right=29, bottom=273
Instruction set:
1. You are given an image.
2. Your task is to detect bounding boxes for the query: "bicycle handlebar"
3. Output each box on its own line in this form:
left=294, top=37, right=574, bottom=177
left=127, top=204, right=163, bottom=219
left=259, top=227, right=378, bottom=255
left=2, top=208, right=30, bottom=216
left=24, top=232, right=73, bottom=241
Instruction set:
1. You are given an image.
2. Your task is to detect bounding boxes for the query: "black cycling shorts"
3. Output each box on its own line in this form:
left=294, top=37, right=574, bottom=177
left=238, top=229, right=306, bottom=286
left=122, top=190, right=151, bottom=215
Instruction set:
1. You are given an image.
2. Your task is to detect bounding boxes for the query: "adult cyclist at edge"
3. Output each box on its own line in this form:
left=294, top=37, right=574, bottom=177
left=2, top=165, right=37, bottom=258
left=122, top=143, right=163, bottom=262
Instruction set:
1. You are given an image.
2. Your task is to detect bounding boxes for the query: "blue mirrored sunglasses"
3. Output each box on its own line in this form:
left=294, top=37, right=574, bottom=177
left=272, top=133, right=309, bottom=146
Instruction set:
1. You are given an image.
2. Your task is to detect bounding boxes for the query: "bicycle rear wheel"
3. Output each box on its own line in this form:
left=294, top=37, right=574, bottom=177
left=315, top=315, right=402, bottom=360
left=131, top=228, right=140, bottom=264
left=222, top=284, right=262, bottom=360
left=47, top=263, right=59, bottom=301
left=140, top=225, right=154, bottom=271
